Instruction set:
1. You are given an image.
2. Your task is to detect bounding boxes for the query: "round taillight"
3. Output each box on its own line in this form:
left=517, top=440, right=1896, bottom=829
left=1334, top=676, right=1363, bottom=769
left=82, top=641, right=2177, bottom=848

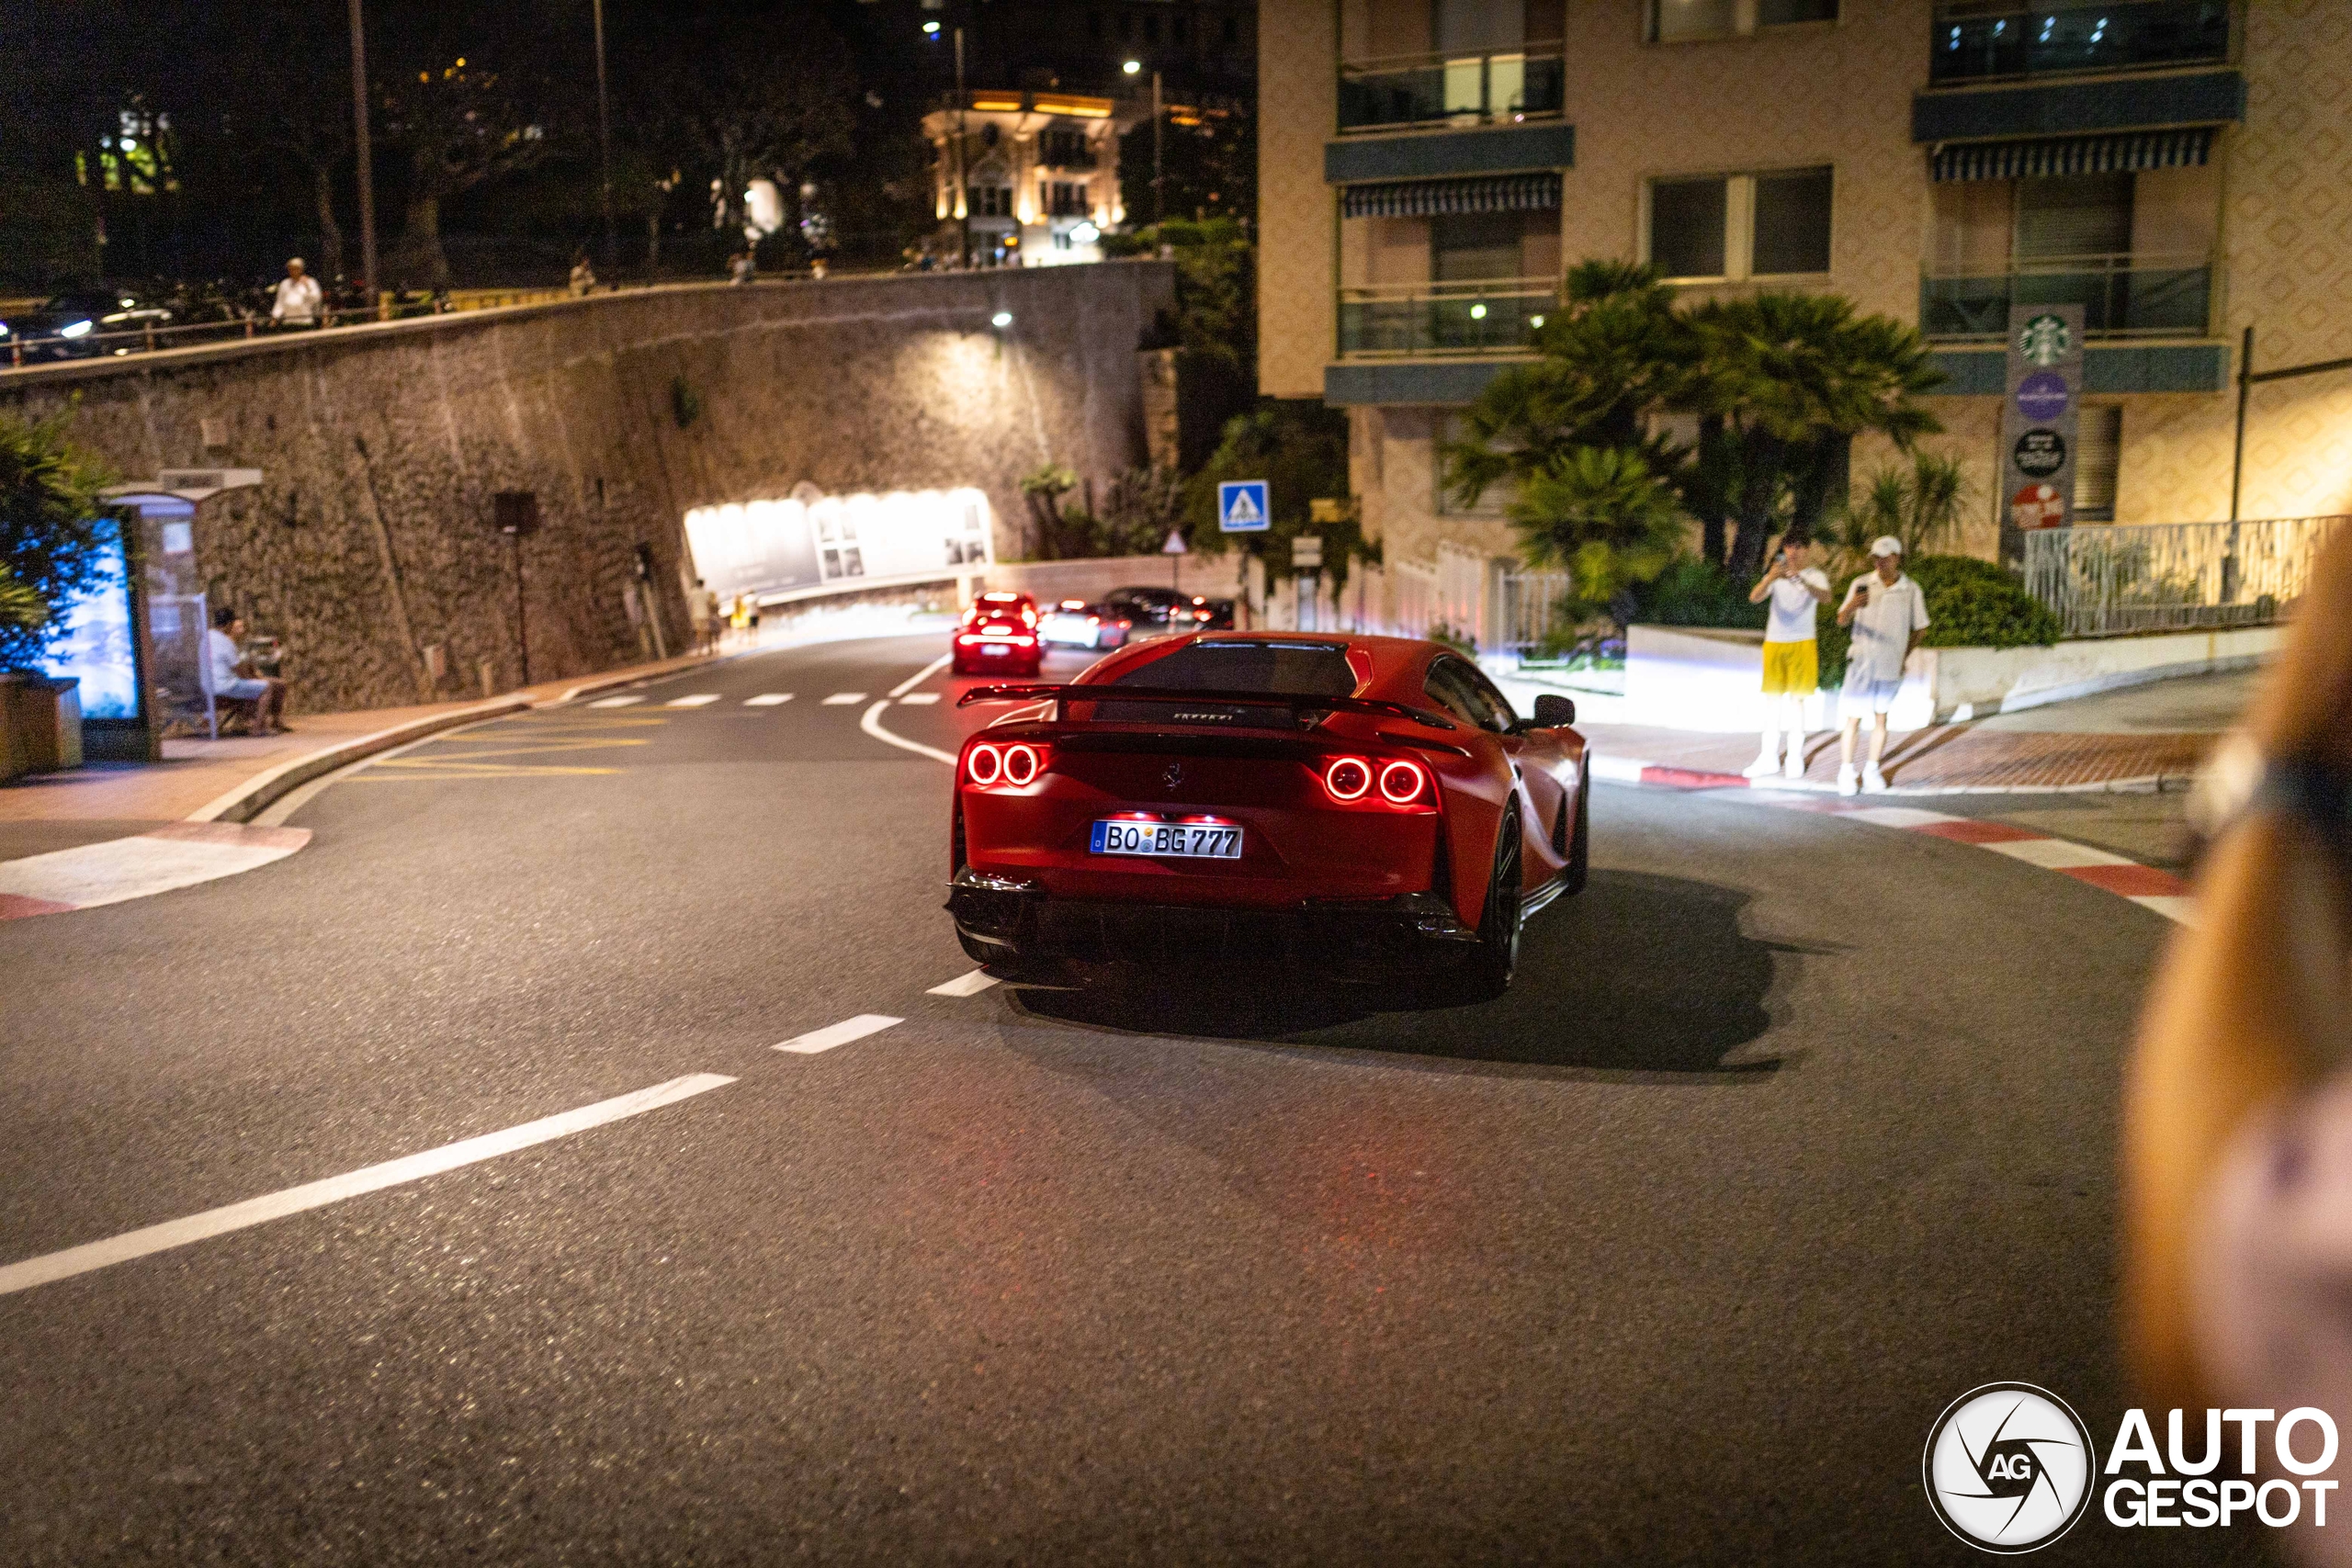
left=1324, top=756, right=1371, bottom=802
left=1002, top=743, right=1041, bottom=785
left=1378, top=760, right=1425, bottom=804
left=967, top=743, right=1002, bottom=784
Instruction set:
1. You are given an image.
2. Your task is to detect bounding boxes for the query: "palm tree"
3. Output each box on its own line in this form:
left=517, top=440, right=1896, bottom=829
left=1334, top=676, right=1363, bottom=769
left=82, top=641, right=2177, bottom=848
left=1824, top=451, right=1972, bottom=581
left=1508, top=445, right=1686, bottom=621
left=1685, top=292, right=1945, bottom=579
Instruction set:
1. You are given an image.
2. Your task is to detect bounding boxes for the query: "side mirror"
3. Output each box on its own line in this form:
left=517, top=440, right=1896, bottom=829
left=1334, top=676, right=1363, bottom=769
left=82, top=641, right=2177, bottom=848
left=1532, top=694, right=1576, bottom=728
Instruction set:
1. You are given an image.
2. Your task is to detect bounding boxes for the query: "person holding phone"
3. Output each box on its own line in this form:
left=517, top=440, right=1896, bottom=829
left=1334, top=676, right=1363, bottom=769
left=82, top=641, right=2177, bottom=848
left=1745, top=529, right=1831, bottom=779
left=1834, top=536, right=1929, bottom=795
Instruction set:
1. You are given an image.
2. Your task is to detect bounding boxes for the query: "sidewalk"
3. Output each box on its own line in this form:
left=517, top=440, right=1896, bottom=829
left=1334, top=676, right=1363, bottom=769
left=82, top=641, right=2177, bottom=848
left=0, top=651, right=718, bottom=860
left=1576, top=719, right=2215, bottom=794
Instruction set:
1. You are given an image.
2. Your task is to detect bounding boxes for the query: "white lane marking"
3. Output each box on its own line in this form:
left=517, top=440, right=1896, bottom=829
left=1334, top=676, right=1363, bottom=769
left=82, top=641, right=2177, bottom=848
left=888, top=652, right=955, bottom=699
left=1984, top=837, right=2134, bottom=870
left=775, top=1014, right=902, bottom=1055
left=0, top=1073, right=736, bottom=1299
left=928, top=970, right=1001, bottom=998
left=1845, top=806, right=1961, bottom=829
left=897, top=692, right=941, bottom=705
left=0, top=830, right=308, bottom=910
left=859, top=700, right=959, bottom=766
left=587, top=694, right=645, bottom=708
left=666, top=694, right=721, bottom=708
left=2132, top=895, right=2197, bottom=925
left=743, top=693, right=794, bottom=706
left=821, top=692, right=868, bottom=705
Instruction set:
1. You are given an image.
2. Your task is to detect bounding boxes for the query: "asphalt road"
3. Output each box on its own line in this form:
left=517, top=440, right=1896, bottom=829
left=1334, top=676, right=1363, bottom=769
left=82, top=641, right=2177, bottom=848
left=0, top=633, right=2254, bottom=1564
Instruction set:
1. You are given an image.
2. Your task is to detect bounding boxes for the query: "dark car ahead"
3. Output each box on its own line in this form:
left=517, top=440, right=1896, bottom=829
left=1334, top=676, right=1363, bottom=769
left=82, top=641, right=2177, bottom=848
left=1, top=288, right=175, bottom=363
left=1103, top=584, right=1236, bottom=636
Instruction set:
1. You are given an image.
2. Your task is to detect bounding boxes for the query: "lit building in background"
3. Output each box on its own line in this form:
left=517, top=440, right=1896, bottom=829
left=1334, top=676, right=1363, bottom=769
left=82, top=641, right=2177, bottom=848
left=920, top=89, right=1140, bottom=265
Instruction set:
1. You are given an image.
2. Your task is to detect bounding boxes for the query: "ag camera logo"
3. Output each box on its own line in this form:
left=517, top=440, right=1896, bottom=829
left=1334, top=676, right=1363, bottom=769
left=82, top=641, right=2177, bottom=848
left=1923, top=1383, right=2094, bottom=1553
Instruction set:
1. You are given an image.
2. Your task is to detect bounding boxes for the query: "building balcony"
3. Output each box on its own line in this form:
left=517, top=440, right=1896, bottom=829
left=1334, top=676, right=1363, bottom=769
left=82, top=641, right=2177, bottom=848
left=1339, top=278, right=1555, bottom=358
left=1928, top=0, right=2232, bottom=87
left=1919, top=253, right=2212, bottom=341
left=1337, top=49, right=1566, bottom=134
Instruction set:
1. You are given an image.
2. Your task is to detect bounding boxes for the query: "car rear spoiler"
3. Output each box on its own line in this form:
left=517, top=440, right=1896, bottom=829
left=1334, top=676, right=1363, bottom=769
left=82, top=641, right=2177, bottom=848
left=956, top=683, right=1459, bottom=730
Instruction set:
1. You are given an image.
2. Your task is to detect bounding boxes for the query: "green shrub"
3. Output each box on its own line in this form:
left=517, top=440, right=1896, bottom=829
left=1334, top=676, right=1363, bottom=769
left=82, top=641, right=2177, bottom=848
left=1815, top=554, right=2058, bottom=688
left=1624, top=556, right=1767, bottom=630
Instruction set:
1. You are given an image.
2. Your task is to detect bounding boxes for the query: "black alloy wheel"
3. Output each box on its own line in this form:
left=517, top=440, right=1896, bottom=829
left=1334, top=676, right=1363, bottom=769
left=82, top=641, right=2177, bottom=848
left=1563, top=773, right=1590, bottom=896
left=1463, top=800, right=1523, bottom=998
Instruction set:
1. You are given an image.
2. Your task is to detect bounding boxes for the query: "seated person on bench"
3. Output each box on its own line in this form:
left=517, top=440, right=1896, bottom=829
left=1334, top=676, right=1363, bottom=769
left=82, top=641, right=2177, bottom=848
left=204, top=606, right=289, bottom=735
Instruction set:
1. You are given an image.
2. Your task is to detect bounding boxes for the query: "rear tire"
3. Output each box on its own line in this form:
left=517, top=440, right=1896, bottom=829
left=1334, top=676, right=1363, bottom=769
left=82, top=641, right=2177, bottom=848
left=1461, top=803, right=1523, bottom=998
left=1563, top=773, right=1590, bottom=896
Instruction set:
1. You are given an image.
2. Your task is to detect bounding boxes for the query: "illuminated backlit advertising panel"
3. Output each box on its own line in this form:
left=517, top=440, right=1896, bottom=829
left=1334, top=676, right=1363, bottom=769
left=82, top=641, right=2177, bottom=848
left=39, top=513, right=139, bottom=719
left=683, top=487, right=994, bottom=604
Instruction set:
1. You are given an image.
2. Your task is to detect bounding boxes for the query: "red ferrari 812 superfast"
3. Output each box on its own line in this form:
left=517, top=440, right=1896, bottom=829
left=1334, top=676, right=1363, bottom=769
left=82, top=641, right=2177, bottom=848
left=946, top=632, right=1588, bottom=995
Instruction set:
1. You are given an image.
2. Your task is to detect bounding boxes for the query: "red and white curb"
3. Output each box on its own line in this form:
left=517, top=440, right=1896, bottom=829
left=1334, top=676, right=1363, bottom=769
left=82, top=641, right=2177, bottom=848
left=1747, top=797, right=2193, bottom=924
left=0, top=822, right=312, bottom=919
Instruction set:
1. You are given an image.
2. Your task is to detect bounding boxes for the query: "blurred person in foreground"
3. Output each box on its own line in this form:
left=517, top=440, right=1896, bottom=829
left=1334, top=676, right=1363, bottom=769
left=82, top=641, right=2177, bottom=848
left=2125, top=527, right=2352, bottom=1560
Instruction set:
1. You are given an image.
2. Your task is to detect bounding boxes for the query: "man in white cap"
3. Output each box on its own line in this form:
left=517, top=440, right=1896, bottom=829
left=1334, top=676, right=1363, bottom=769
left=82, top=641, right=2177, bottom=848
left=1834, top=535, right=1930, bottom=795
left=271, top=257, right=322, bottom=328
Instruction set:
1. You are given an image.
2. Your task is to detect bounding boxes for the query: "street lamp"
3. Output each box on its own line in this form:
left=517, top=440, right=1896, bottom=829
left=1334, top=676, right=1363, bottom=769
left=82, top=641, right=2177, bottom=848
left=1120, top=60, right=1165, bottom=223
left=347, top=0, right=379, bottom=307
left=990, top=310, right=1013, bottom=328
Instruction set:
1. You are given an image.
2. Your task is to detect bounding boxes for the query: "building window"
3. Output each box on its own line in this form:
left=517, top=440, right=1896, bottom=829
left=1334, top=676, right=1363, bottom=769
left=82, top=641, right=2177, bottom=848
left=972, top=186, right=1013, bottom=218
left=1047, top=181, right=1091, bottom=217
left=1646, top=166, right=1832, bottom=280
left=2075, top=406, right=2121, bottom=521
left=1653, top=0, right=1836, bottom=41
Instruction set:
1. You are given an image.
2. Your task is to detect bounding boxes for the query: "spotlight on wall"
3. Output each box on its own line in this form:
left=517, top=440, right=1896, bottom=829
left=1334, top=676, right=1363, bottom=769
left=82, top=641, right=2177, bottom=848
left=1123, top=59, right=1142, bottom=74
left=990, top=310, right=1014, bottom=328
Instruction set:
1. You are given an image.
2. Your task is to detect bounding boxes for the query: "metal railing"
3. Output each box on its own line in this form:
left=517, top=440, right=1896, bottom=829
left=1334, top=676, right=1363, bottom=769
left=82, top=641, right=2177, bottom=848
left=1338, top=48, right=1566, bottom=132
left=1920, top=253, right=2212, bottom=341
left=1928, top=0, right=2232, bottom=85
left=1, top=287, right=575, bottom=369
left=1340, top=277, right=1555, bottom=358
left=2022, top=515, right=2346, bottom=637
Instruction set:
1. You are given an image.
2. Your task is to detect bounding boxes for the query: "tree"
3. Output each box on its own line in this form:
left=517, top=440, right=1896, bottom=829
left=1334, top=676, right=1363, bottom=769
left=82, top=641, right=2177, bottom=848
left=1685, top=292, right=1944, bottom=578
left=1110, top=216, right=1258, bottom=470
left=0, top=412, right=116, bottom=671
left=1117, top=96, right=1254, bottom=226
left=1187, top=402, right=1372, bottom=596
left=1508, top=446, right=1686, bottom=621
left=377, top=42, right=564, bottom=288
left=1822, top=451, right=1971, bottom=581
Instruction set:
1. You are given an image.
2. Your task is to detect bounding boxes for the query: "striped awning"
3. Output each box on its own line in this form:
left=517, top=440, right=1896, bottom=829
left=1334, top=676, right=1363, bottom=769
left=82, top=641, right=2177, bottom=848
left=1930, top=127, right=2215, bottom=183
left=1341, top=173, right=1562, bottom=220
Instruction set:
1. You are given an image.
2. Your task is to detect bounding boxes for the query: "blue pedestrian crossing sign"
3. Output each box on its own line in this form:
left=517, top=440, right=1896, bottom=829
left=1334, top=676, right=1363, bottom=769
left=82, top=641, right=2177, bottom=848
left=1216, top=479, right=1270, bottom=533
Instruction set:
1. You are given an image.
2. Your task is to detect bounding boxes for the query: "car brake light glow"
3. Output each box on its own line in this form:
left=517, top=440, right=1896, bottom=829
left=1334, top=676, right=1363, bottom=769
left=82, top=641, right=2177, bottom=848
left=1002, top=743, right=1043, bottom=784
left=1323, top=757, right=1371, bottom=802
left=1378, top=760, right=1427, bottom=804
left=966, top=743, right=1002, bottom=784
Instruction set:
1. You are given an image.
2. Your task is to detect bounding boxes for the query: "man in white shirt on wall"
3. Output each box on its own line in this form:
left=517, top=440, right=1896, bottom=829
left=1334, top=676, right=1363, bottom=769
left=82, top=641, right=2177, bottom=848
left=1835, top=536, right=1931, bottom=795
left=270, top=257, right=322, bottom=328
left=1744, top=528, right=1831, bottom=779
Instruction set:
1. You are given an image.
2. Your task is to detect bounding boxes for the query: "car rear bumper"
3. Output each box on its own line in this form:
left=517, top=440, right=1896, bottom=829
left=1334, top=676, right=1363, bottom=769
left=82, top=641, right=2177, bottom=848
left=946, top=868, right=1478, bottom=975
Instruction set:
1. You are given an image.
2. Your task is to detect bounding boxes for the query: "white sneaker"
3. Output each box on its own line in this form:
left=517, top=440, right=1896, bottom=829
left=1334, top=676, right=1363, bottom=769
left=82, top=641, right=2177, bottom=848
left=1861, top=764, right=1889, bottom=794
left=1836, top=763, right=1859, bottom=797
left=1742, top=746, right=1781, bottom=779
left=1782, top=744, right=1807, bottom=780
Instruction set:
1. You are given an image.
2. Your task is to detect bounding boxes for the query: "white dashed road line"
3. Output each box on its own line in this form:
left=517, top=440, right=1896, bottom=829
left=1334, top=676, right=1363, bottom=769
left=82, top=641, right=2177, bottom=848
left=928, top=970, right=1001, bottom=998
left=586, top=694, right=645, bottom=708
left=743, top=694, right=794, bottom=706
left=666, top=694, right=721, bottom=708
left=897, top=693, right=941, bottom=705
left=0, top=1073, right=737, bottom=1299
left=859, top=701, right=960, bottom=765
left=774, top=1015, right=902, bottom=1055
left=821, top=692, right=868, bottom=705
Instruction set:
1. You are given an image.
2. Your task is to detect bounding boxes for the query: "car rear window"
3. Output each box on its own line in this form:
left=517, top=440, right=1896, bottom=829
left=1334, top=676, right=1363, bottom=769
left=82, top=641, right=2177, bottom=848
left=1112, top=640, right=1359, bottom=697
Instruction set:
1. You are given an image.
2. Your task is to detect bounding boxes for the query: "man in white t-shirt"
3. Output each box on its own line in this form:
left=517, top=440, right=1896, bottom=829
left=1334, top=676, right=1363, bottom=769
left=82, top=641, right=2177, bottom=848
left=1834, top=536, right=1931, bottom=795
left=1744, top=529, right=1831, bottom=779
left=204, top=606, right=288, bottom=733
left=270, top=257, right=322, bottom=328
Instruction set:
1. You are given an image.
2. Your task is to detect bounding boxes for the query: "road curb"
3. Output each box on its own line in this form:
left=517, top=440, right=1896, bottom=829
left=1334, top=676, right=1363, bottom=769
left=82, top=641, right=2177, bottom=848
left=186, top=698, right=533, bottom=825
left=1588, top=751, right=2183, bottom=796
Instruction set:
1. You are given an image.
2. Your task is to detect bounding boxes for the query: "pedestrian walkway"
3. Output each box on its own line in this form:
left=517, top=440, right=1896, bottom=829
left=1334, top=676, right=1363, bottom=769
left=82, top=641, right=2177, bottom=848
left=1578, top=720, right=2215, bottom=794
left=0, top=651, right=717, bottom=860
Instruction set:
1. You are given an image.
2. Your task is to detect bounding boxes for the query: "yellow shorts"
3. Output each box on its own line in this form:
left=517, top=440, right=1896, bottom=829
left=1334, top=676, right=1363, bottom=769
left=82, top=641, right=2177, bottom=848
left=1760, top=639, right=1818, bottom=696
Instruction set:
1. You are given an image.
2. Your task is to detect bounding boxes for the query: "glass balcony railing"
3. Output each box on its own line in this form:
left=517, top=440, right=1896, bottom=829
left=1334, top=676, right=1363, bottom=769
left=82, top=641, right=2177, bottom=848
left=1338, top=50, right=1566, bottom=133
left=1928, top=0, right=2231, bottom=85
left=1339, top=279, right=1556, bottom=357
left=1919, top=254, right=2213, bottom=339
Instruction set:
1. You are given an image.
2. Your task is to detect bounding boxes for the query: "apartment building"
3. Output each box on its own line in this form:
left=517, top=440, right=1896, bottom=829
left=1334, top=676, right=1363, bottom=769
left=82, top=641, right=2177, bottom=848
left=1260, top=0, right=2352, bottom=592
left=922, top=90, right=1138, bottom=265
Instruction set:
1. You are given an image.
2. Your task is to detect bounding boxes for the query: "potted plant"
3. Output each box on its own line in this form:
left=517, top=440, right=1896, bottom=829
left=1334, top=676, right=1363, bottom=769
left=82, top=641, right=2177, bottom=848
left=0, top=411, right=114, bottom=781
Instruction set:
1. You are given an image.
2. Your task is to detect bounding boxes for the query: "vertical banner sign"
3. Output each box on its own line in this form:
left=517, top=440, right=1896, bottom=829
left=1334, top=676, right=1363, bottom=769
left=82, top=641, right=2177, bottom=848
left=1999, top=303, right=2084, bottom=562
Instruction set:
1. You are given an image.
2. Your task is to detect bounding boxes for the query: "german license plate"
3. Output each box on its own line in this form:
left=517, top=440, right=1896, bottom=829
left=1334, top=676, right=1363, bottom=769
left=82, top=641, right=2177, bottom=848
left=1090, top=820, right=1243, bottom=859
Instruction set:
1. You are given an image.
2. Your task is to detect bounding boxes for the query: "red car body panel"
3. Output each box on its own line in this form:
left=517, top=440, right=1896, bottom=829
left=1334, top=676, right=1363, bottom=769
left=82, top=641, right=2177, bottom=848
left=946, top=632, right=1588, bottom=976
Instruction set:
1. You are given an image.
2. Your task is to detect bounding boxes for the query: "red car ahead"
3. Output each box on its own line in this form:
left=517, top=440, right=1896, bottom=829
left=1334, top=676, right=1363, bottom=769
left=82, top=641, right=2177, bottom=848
left=946, top=632, right=1588, bottom=994
left=951, top=591, right=1042, bottom=676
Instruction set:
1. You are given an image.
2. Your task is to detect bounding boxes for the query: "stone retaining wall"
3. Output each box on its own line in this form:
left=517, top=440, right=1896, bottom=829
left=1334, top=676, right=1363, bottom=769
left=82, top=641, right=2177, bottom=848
left=0, top=264, right=1174, bottom=713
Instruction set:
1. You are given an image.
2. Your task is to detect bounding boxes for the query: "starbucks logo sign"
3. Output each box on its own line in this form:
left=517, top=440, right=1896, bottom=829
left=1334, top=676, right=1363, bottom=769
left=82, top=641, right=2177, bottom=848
left=2017, top=314, right=2073, bottom=368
